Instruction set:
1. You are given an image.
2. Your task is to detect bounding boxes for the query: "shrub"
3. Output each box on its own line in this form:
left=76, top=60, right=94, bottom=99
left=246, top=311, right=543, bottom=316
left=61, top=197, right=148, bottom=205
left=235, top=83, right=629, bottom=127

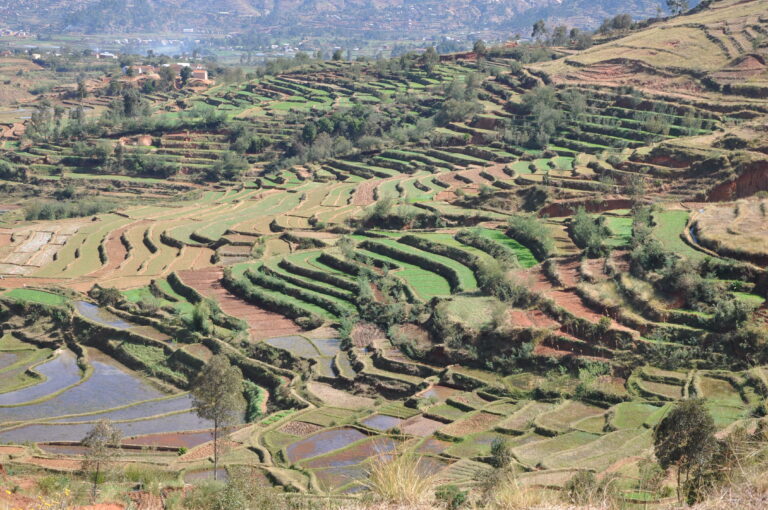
left=436, top=484, right=468, bottom=509
left=455, top=229, right=519, bottom=268
left=489, top=438, right=513, bottom=468
left=570, top=208, right=610, bottom=258
left=506, top=214, right=555, bottom=259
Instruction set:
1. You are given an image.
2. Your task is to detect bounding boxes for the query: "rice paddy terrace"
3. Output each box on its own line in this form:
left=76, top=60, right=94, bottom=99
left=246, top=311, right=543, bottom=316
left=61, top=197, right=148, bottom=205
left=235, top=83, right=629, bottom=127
left=1, top=1, right=768, bottom=504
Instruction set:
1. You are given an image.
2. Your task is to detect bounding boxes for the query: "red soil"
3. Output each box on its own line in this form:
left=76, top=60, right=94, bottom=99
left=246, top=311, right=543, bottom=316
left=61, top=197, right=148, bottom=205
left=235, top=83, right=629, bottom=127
left=583, top=257, right=608, bottom=282
left=83, top=223, right=129, bottom=276
left=177, top=268, right=301, bottom=341
left=180, top=440, right=240, bottom=461
left=556, top=258, right=582, bottom=288
left=399, top=415, right=445, bottom=437
left=707, top=160, right=768, bottom=201
left=436, top=190, right=457, bottom=201
left=0, top=230, right=12, bottom=248
left=351, top=179, right=378, bottom=206
left=0, top=446, right=26, bottom=456
left=24, top=457, right=81, bottom=470
left=508, top=309, right=560, bottom=330
left=516, top=266, right=635, bottom=334
left=123, top=430, right=214, bottom=449
left=539, top=198, right=633, bottom=218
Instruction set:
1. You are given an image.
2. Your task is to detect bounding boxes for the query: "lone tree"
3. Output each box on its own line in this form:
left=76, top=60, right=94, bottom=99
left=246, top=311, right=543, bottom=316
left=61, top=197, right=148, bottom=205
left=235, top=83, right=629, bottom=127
left=191, top=354, right=246, bottom=480
left=653, top=399, right=717, bottom=503
left=180, top=66, right=192, bottom=87
left=82, top=419, right=122, bottom=502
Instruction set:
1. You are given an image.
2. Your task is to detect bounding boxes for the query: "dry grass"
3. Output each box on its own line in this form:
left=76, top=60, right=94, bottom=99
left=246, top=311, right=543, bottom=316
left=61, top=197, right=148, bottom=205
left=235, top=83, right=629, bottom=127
left=362, top=452, right=438, bottom=507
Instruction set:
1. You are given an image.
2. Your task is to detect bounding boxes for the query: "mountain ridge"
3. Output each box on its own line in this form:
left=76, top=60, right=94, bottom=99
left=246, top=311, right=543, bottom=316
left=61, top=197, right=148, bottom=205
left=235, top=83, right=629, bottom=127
left=0, top=0, right=682, bottom=35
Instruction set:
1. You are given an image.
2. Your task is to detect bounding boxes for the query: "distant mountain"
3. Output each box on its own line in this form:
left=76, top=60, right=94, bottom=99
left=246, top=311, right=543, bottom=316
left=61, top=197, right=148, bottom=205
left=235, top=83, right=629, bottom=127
left=0, top=0, right=688, bottom=36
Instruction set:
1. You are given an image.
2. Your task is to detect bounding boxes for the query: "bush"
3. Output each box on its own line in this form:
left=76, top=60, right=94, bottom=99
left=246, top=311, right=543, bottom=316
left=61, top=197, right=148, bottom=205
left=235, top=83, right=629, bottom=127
left=570, top=208, right=610, bottom=258
left=489, top=438, right=513, bottom=468
left=506, top=214, right=555, bottom=259
left=455, top=229, right=519, bottom=268
left=360, top=240, right=464, bottom=293
left=436, top=484, right=468, bottom=509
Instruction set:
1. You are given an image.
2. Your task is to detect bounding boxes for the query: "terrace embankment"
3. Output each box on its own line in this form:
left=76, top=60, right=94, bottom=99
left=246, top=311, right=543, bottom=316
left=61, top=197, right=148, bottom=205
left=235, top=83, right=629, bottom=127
left=177, top=268, right=302, bottom=340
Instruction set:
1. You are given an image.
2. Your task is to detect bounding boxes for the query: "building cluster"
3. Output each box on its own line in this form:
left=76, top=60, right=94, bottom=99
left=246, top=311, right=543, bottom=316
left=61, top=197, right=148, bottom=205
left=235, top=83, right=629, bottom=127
left=124, top=62, right=209, bottom=82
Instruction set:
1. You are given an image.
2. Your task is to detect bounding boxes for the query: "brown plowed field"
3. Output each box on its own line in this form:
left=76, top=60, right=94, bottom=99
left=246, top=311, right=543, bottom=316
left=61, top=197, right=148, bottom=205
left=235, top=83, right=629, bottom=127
left=508, top=309, right=560, bottom=330
left=583, top=257, right=609, bottom=282
left=177, top=268, right=301, bottom=341
left=556, top=258, right=582, bottom=288
left=351, top=179, right=379, bottom=206
left=516, top=266, right=637, bottom=335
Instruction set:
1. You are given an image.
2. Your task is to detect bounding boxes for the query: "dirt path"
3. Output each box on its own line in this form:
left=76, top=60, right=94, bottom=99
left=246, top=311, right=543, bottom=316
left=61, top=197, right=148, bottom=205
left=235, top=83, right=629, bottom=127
left=177, top=268, right=301, bottom=341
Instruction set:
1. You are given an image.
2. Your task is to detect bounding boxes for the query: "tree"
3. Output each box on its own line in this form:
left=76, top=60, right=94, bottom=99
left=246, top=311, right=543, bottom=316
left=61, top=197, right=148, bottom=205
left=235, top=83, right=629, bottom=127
left=551, top=25, right=569, bottom=46
left=332, top=49, right=344, bottom=61
left=76, top=78, right=88, bottom=100
left=489, top=438, right=513, bottom=468
left=612, top=13, right=633, bottom=30
left=653, top=399, right=717, bottom=503
left=180, top=66, right=192, bottom=86
left=82, top=420, right=122, bottom=502
left=532, top=20, right=547, bottom=41
left=191, top=355, right=247, bottom=480
left=472, top=40, right=487, bottom=58
left=667, top=0, right=689, bottom=15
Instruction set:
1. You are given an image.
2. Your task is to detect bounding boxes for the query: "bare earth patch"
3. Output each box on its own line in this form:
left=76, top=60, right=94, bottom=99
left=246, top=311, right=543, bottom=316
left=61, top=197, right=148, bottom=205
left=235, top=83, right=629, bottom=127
left=306, top=382, right=376, bottom=409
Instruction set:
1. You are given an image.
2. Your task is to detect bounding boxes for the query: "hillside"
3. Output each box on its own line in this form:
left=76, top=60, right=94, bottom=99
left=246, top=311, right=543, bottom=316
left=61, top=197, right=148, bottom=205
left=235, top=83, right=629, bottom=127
left=533, top=0, right=768, bottom=100
left=0, top=0, right=687, bottom=35
left=0, top=0, right=767, bottom=508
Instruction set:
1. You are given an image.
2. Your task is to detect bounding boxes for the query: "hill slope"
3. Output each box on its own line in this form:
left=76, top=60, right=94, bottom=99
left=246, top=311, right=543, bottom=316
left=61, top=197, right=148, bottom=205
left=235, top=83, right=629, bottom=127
left=533, top=0, right=768, bottom=101
left=1, top=0, right=688, bottom=35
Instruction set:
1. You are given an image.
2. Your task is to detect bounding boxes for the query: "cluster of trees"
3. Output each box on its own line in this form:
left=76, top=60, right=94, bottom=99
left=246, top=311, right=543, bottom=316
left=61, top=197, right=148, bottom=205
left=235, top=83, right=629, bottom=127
left=531, top=20, right=594, bottom=50
left=629, top=206, right=755, bottom=333
left=597, top=14, right=635, bottom=35
left=23, top=198, right=115, bottom=221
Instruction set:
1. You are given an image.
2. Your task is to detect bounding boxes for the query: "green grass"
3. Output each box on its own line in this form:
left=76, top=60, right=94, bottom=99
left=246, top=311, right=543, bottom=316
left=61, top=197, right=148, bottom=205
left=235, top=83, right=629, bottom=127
left=426, top=403, right=468, bottom=422
left=652, top=210, right=705, bottom=261
left=357, top=248, right=451, bottom=300
left=473, top=228, right=539, bottom=268
left=374, top=238, right=478, bottom=291
left=441, top=296, right=499, bottom=330
left=512, top=431, right=599, bottom=466
left=602, top=216, right=633, bottom=248
left=609, top=402, right=662, bottom=429
left=4, top=289, right=67, bottom=306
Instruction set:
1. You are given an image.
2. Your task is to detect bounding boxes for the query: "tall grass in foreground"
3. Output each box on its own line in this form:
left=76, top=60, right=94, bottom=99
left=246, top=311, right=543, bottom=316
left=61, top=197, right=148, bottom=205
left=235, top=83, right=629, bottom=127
left=363, top=452, right=437, bottom=507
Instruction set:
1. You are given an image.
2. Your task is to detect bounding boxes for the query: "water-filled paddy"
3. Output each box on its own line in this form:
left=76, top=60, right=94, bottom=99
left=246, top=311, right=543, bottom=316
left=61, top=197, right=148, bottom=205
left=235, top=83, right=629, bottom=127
left=75, top=301, right=134, bottom=329
left=0, top=411, right=212, bottom=443
left=311, top=338, right=341, bottom=357
left=304, top=436, right=398, bottom=468
left=0, top=350, right=81, bottom=405
left=266, top=336, right=319, bottom=358
left=360, top=414, right=403, bottom=431
left=0, top=349, right=166, bottom=424
left=285, top=428, right=367, bottom=463
left=55, top=394, right=194, bottom=423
